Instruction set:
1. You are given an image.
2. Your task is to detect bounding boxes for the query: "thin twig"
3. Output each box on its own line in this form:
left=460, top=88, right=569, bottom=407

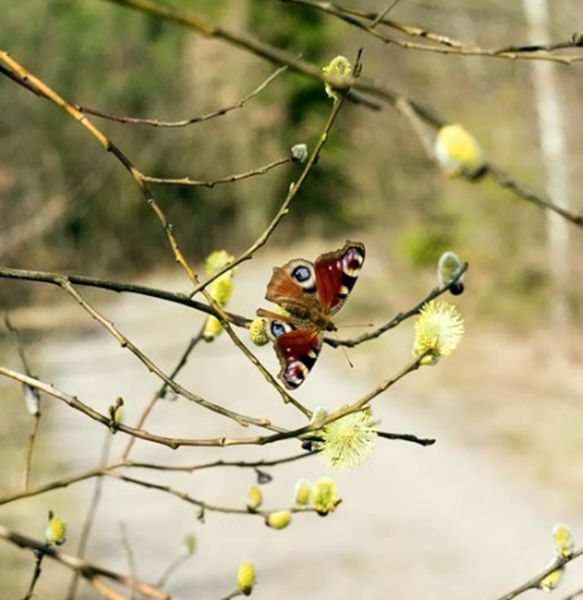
left=0, top=368, right=281, bottom=459
left=0, top=464, right=116, bottom=508
left=0, top=524, right=185, bottom=600
left=492, top=546, right=583, bottom=600
left=326, top=263, right=468, bottom=348
left=22, top=550, right=44, bottom=600
left=142, top=156, right=292, bottom=187
left=105, top=471, right=319, bottom=517
left=125, top=451, right=313, bottom=473
left=87, top=1, right=583, bottom=230
left=0, top=49, right=312, bottom=418
left=0, top=451, right=313, bottom=509
left=66, top=429, right=114, bottom=600
left=187, top=57, right=359, bottom=299
left=21, top=417, right=41, bottom=491
left=254, top=354, right=425, bottom=448
left=487, top=164, right=583, bottom=228
left=56, top=278, right=277, bottom=428
left=5, top=313, right=36, bottom=383
left=74, top=64, right=288, bottom=127
left=119, top=523, right=138, bottom=600
left=120, top=325, right=207, bottom=460
left=217, top=591, right=243, bottom=600
left=378, top=431, right=436, bottom=446
left=5, top=313, right=41, bottom=490
left=0, top=347, right=424, bottom=458
left=282, top=0, right=583, bottom=64
left=155, top=552, right=190, bottom=589
left=0, top=266, right=250, bottom=328
left=88, top=2, right=444, bottom=125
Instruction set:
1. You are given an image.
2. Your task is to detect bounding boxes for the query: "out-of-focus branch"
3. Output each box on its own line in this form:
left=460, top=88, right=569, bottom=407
left=66, top=427, right=115, bottom=600
left=89, top=1, right=582, bottom=232
left=486, top=165, right=583, bottom=228
left=4, top=314, right=42, bottom=490
left=0, top=524, right=185, bottom=600
left=492, top=546, right=583, bottom=600
left=95, top=0, right=442, bottom=125
left=282, top=0, right=583, bottom=64
left=0, top=195, right=69, bottom=258
left=22, top=549, right=44, bottom=600
left=562, top=585, right=583, bottom=600
left=120, top=325, right=207, bottom=460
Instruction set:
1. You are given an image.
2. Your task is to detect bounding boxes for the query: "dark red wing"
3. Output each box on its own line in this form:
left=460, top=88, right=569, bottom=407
left=314, top=241, right=365, bottom=315
left=274, top=328, right=322, bottom=389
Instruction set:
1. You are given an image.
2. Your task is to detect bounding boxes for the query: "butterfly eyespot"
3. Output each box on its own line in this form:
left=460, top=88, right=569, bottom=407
left=292, top=266, right=311, bottom=282
left=342, top=247, right=365, bottom=276
left=270, top=321, right=287, bottom=337
left=285, top=361, right=309, bottom=388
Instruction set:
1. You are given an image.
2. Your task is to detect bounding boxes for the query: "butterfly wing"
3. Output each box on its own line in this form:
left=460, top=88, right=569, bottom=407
left=264, top=260, right=320, bottom=320
left=271, top=325, right=323, bottom=389
left=314, top=240, right=365, bottom=315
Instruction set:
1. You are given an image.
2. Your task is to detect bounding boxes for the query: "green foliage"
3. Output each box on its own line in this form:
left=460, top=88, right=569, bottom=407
left=0, top=0, right=195, bottom=273
left=249, top=1, right=334, bottom=55
left=397, top=224, right=456, bottom=268
left=248, top=0, right=355, bottom=234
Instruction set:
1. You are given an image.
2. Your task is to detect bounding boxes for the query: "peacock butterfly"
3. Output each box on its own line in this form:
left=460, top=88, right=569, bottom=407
left=257, top=240, right=365, bottom=389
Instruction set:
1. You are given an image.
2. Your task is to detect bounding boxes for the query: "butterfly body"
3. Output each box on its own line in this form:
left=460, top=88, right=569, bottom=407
left=258, top=240, right=365, bottom=389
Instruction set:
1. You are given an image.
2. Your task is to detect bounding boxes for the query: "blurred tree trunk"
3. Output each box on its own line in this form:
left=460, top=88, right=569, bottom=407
left=522, top=0, right=572, bottom=346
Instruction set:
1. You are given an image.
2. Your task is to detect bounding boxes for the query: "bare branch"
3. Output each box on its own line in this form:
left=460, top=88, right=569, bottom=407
left=0, top=266, right=249, bottom=327
left=73, top=64, right=289, bottom=127
left=378, top=431, right=436, bottom=446
left=282, top=0, right=583, bottom=64
left=0, top=367, right=281, bottom=457
left=0, top=524, right=186, bottom=600
left=326, top=264, right=468, bottom=348
left=4, top=313, right=41, bottom=490
left=120, top=325, right=207, bottom=460
left=142, top=156, right=293, bottom=188
left=492, top=546, right=583, bottom=600
left=66, top=430, right=114, bottom=600
left=486, top=164, right=583, bottom=228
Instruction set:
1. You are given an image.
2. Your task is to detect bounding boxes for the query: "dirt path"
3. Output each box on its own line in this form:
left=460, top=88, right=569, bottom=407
left=28, top=252, right=583, bottom=600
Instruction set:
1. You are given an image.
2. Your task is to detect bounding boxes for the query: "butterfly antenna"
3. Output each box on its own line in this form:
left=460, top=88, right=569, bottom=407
left=334, top=332, right=354, bottom=369
left=340, top=322, right=375, bottom=329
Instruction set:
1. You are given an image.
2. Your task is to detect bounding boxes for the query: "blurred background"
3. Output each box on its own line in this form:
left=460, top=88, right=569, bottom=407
left=1, top=0, right=582, bottom=598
